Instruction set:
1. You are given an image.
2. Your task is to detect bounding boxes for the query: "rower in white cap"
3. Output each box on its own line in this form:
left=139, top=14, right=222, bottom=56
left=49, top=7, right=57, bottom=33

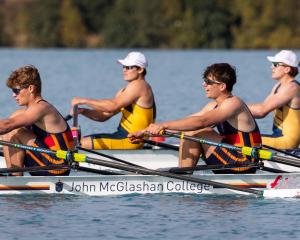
left=249, top=50, right=300, bottom=149
left=70, top=51, right=156, bottom=149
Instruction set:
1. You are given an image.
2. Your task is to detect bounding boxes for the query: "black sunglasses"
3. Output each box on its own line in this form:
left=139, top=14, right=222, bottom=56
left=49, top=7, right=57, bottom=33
left=203, top=77, right=222, bottom=85
left=123, top=66, right=139, bottom=70
left=11, top=85, right=29, bottom=95
left=271, top=62, right=288, bottom=68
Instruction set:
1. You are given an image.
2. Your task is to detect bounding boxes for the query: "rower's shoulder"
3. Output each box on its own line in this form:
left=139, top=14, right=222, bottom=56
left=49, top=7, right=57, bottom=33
left=128, top=79, right=150, bottom=88
left=277, top=80, right=299, bottom=91
left=224, top=95, right=244, bottom=106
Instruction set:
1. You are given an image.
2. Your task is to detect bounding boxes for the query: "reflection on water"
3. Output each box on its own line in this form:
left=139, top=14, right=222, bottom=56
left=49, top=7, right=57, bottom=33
left=0, top=195, right=80, bottom=211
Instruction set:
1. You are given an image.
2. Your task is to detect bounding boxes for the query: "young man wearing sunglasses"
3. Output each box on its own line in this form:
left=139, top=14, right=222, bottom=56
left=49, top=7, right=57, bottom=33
left=129, top=63, right=262, bottom=173
left=1, top=65, right=74, bottom=176
left=70, top=52, right=156, bottom=149
left=249, top=50, right=300, bottom=149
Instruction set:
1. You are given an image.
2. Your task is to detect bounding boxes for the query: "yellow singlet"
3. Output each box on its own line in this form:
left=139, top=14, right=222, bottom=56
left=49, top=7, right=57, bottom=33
left=91, top=102, right=156, bottom=149
left=120, top=103, right=156, bottom=133
left=263, top=105, right=300, bottom=149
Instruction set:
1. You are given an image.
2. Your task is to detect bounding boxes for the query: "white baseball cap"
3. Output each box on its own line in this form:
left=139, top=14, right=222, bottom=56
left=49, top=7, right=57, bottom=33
left=117, top=52, right=148, bottom=68
left=267, top=50, right=299, bottom=67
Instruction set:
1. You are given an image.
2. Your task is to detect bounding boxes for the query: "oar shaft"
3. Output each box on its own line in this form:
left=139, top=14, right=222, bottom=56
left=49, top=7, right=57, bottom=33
left=263, top=144, right=300, bottom=160
left=143, top=139, right=179, bottom=151
left=77, top=146, right=143, bottom=167
left=73, top=105, right=78, bottom=127
left=0, top=140, right=56, bottom=155
left=167, top=163, right=259, bottom=173
left=72, top=105, right=80, bottom=148
left=270, top=154, right=300, bottom=168
left=76, top=166, right=123, bottom=175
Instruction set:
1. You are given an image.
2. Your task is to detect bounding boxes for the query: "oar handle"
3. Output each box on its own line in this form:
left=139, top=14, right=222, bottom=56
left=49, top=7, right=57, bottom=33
left=71, top=105, right=81, bottom=149
left=73, top=105, right=78, bottom=127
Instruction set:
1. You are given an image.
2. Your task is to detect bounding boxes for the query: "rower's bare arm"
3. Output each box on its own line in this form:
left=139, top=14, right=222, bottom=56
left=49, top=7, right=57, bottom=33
left=249, top=84, right=297, bottom=118
left=142, top=99, right=236, bottom=134
left=79, top=108, right=114, bottom=122
left=164, top=100, right=236, bottom=131
left=0, top=105, right=46, bottom=134
left=189, top=101, right=217, bottom=117
left=72, top=82, right=142, bottom=113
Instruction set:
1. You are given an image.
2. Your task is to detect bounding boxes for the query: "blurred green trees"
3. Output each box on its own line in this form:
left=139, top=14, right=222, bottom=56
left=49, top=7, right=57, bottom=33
left=0, top=0, right=299, bottom=48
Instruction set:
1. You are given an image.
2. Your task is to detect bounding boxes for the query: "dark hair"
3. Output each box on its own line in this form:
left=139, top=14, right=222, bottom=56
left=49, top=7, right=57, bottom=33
left=138, top=67, right=147, bottom=76
left=7, top=65, right=42, bottom=93
left=203, top=63, right=236, bottom=92
left=288, top=66, right=298, bottom=77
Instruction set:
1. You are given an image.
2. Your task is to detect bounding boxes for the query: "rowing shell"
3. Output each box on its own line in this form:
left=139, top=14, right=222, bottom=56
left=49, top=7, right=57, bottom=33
left=0, top=173, right=300, bottom=197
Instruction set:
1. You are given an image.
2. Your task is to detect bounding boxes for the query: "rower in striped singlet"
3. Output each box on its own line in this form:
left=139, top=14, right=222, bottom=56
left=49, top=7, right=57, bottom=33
left=129, top=63, right=263, bottom=174
left=1, top=65, right=74, bottom=176
left=25, top=100, right=74, bottom=176
left=205, top=111, right=262, bottom=173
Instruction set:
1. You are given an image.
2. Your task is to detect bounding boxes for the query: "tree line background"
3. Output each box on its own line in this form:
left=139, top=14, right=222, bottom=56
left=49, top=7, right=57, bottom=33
left=0, top=0, right=299, bottom=49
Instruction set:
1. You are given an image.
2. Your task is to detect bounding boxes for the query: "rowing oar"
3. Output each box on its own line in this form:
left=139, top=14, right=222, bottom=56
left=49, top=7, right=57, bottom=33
left=263, top=144, right=300, bottom=160
left=166, top=163, right=260, bottom=173
left=161, top=130, right=300, bottom=168
left=64, top=114, right=73, bottom=121
left=77, top=146, right=145, bottom=168
left=0, top=163, right=122, bottom=175
left=143, top=139, right=179, bottom=151
left=0, top=139, right=263, bottom=196
left=72, top=105, right=80, bottom=148
left=0, top=140, right=123, bottom=175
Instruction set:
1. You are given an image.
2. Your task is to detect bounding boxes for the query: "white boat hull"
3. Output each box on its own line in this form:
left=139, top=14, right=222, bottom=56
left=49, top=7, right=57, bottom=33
left=0, top=173, right=300, bottom=197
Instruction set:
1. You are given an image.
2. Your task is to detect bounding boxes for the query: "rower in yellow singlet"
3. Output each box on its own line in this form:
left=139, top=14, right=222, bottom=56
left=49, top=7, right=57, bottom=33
left=249, top=50, right=300, bottom=149
left=70, top=52, right=156, bottom=149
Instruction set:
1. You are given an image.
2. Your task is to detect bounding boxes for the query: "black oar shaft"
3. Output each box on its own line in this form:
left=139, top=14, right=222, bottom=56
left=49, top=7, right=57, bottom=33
left=143, top=139, right=179, bottom=151
left=270, top=154, right=300, bottom=168
left=64, top=114, right=73, bottom=121
left=76, top=166, right=123, bottom=175
left=72, top=105, right=80, bottom=148
left=77, top=146, right=143, bottom=167
left=80, top=156, right=262, bottom=196
left=167, top=163, right=259, bottom=173
left=0, top=140, right=56, bottom=155
left=263, top=144, right=300, bottom=160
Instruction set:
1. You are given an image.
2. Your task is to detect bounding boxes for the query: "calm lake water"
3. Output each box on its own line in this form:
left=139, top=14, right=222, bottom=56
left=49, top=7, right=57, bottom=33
left=0, top=49, right=299, bottom=240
